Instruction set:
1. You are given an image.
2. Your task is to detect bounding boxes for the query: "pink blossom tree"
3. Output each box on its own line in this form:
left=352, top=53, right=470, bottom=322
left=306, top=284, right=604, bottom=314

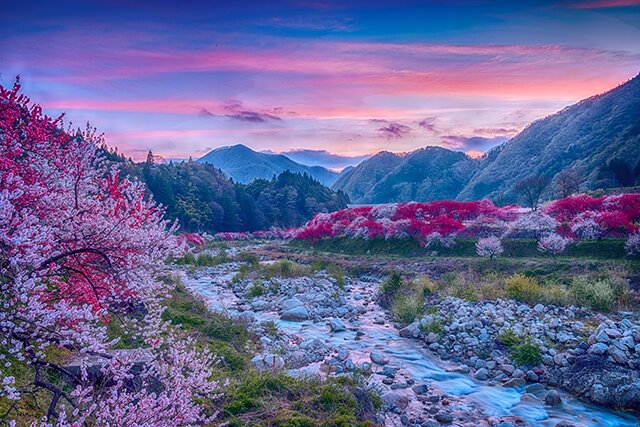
left=0, top=79, right=220, bottom=425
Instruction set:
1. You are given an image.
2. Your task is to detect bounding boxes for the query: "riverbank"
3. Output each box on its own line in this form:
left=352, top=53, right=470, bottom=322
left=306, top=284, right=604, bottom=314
left=183, top=243, right=640, bottom=426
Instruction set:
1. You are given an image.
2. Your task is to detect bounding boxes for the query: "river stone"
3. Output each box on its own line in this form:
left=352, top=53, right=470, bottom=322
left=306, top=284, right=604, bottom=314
left=252, top=353, right=285, bottom=371
left=434, top=412, right=453, bottom=424
left=381, top=391, right=409, bottom=410
left=503, top=378, right=526, bottom=388
left=610, top=348, right=628, bottom=365
left=329, top=319, right=346, bottom=332
left=412, top=383, right=429, bottom=395
left=281, top=306, right=309, bottom=321
left=399, top=323, right=419, bottom=338
left=474, top=368, right=489, bottom=380
left=544, top=390, right=562, bottom=406
left=281, top=297, right=303, bottom=311
left=370, top=350, right=390, bottom=365
left=237, top=310, right=255, bottom=323
left=588, top=343, right=608, bottom=355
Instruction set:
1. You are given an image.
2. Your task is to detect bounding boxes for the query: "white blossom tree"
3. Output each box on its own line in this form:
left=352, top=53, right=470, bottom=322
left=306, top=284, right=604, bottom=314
left=626, top=232, right=640, bottom=257
left=475, top=236, right=504, bottom=259
left=538, top=233, right=572, bottom=258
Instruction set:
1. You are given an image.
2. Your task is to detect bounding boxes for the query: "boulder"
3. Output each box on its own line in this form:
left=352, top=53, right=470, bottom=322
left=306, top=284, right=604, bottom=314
left=281, top=306, right=309, bottom=321
left=370, top=350, right=390, bottom=365
left=554, top=354, right=640, bottom=411
left=329, top=319, right=346, bottom=332
left=544, top=390, right=562, bottom=406
left=381, top=391, right=409, bottom=410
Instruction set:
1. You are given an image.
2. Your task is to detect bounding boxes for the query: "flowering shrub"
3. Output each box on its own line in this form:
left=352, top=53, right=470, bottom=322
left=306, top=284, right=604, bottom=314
left=476, top=236, right=504, bottom=259
left=538, top=233, right=573, bottom=257
left=209, top=193, right=640, bottom=246
left=0, top=80, right=220, bottom=425
left=178, top=232, right=206, bottom=247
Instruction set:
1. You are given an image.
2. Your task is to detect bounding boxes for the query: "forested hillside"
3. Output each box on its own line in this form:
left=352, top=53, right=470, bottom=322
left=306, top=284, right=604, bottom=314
left=334, top=73, right=640, bottom=205
left=107, top=151, right=349, bottom=233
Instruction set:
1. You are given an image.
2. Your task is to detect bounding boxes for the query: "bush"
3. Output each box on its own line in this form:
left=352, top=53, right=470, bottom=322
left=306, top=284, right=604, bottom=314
left=511, top=340, right=542, bottom=366
left=505, top=274, right=544, bottom=304
left=391, top=293, right=424, bottom=325
left=222, top=372, right=378, bottom=426
left=572, top=277, right=616, bottom=312
left=543, top=282, right=573, bottom=306
left=247, top=280, right=265, bottom=298
left=417, top=276, right=439, bottom=296
left=498, top=329, right=520, bottom=348
left=380, top=272, right=403, bottom=296
left=263, top=260, right=309, bottom=279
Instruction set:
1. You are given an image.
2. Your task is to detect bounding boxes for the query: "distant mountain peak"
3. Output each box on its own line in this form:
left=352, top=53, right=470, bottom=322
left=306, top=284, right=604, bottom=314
left=197, top=144, right=340, bottom=185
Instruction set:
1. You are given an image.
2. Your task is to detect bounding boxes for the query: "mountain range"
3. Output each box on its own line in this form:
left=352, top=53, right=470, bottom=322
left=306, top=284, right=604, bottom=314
left=198, top=144, right=340, bottom=186
left=197, top=73, right=640, bottom=205
left=335, top=72, right=640, bottom=204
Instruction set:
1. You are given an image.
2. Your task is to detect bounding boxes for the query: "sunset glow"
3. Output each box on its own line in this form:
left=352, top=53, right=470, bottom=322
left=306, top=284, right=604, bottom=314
left=2, top=0, right=639, bottom=164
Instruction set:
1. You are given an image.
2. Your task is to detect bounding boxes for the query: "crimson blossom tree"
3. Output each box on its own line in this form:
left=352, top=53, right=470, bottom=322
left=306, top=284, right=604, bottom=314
left=0, top=79, right=220, bottom=425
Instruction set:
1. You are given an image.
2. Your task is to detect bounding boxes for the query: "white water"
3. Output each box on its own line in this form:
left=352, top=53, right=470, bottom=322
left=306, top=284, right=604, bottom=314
left=188, top=271, right=639, bottom=427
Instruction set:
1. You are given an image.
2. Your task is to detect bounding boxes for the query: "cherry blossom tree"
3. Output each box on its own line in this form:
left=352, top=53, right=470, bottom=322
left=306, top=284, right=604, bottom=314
left=538, top=233, right=572, bottom=258
left=626, top=232, right=640, bottom=257
left=570, top=212, right=606, bottom=240
left=0, top=79, right=220, bottom=425
left=475, top=236, right=504, bottom=259
left=508, top=211, right=558, bottom=238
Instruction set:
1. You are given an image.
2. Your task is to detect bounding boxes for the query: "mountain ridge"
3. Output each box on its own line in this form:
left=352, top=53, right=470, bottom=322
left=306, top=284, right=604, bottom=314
left=333, top=73, right=640, bottom=204
left=198, top=144, right=340, bottom=186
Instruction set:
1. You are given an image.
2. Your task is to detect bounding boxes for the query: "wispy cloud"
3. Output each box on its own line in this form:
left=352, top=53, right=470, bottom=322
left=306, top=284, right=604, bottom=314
left=568, top=0, right=640, bottom=9
left=371, top=120, right=412, bottom=139
left=418, top=117, right=438, bottom=132
left=223, top=100, right=282, bottom=123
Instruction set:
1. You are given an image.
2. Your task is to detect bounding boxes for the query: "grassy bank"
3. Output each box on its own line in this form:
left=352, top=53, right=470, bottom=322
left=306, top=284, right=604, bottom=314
left=290, top=237, right=630, bottom=260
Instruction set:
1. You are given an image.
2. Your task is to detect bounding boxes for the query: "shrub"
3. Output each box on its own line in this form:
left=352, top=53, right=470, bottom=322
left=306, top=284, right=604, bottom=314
left=391, top=293, right=424, bottom=325
left=543, top=282, right=573, bottom=306
left=381, top=271, right=403, bottom=296
left=247, top=280, right=266, bottom=298
left=263, top=260, right=309, bottom=279
left=498, top=329, right=520, bottom=348
left=417, top=276, right=439, bottom=296
left=505, top=274, right=544, bottom=304
left=236, top=251, right=260, bottom=267
left=511, top=340, right=542, bottom=366
left=327, top=263, right=346, bottom=288
left=572, top=277, right=616, bottom=312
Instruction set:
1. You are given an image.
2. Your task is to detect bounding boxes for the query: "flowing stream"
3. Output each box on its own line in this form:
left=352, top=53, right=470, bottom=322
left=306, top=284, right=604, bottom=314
left=187, top=268, right=639, bottom=427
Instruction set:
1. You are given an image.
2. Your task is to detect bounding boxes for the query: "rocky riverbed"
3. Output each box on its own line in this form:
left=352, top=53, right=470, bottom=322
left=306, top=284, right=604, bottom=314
left=183, top=255, right=640, bottom=426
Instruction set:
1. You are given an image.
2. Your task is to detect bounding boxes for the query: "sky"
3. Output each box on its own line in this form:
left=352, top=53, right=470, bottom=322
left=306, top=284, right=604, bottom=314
left=1, top=0, right=639, bottom=168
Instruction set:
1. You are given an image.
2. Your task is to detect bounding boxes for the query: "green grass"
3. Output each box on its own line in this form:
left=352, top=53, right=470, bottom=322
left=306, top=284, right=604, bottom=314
left=162, top=282, right=252, bottom=372
left=174, top=249, right=229, bottom=266
left=498, top=329, right=542, bottom=367
left=222, top=371, right=379, bottom=427
left=291, top=237, right=630, bottom=260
